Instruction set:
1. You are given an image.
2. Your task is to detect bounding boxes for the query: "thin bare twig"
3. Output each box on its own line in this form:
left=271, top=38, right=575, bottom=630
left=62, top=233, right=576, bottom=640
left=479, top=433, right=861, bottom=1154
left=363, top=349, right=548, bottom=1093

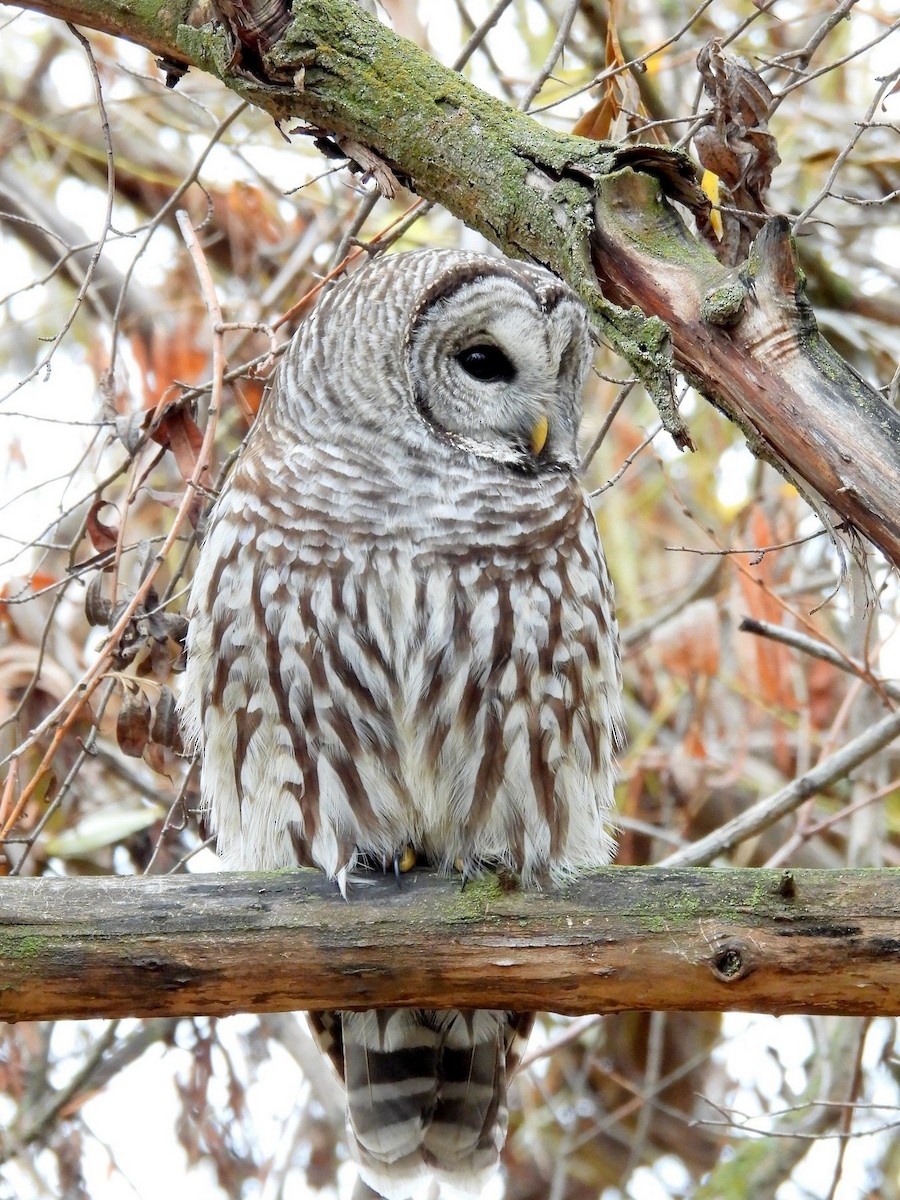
left=452, top=0, right=516, bottom=72
left=590, top=422, right=662, bottom=496
left=659, top=707, right=900, bottom=868
left=794, top=66, right=900, bottom=232
left=740, top=616, right=900, bottom=704
left=580, top=378, right=635, bottom=473
left=519, top=0, right=581, bottom=112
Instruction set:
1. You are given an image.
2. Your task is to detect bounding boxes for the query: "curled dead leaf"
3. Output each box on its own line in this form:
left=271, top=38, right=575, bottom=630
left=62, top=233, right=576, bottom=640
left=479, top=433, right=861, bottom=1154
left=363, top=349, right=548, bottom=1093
left=116, top=685, right=152, bottom=758
left=150, top=685, right=184, bottom=753
left=573, top=0, right=668, bottom=146
left=85, top=571, right=112, bottom=628
left=87, top=499, right=120, bottom=555
left=694, top=38, right=781, bottom=264
left=149, top=407, right=208, bottom=527
left=115, top=411, right=151, bottom=457
left=143, top=742, right=182, bottom=779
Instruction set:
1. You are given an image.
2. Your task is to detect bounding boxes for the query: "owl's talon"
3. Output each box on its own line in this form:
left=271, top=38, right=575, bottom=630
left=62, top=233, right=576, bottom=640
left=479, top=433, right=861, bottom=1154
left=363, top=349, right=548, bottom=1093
left=392, top=845, right=416, bottom=889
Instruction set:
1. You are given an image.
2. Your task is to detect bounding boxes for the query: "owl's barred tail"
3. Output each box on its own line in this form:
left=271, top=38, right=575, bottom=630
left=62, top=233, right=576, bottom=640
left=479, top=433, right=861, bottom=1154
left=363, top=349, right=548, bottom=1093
left=333, top=1009, right=531, bottom=1200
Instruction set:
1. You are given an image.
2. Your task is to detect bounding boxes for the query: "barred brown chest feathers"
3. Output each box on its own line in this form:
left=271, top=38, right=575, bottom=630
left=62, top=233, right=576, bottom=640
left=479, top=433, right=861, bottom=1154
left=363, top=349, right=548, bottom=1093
left=181, top=249, right=622, bottom=1200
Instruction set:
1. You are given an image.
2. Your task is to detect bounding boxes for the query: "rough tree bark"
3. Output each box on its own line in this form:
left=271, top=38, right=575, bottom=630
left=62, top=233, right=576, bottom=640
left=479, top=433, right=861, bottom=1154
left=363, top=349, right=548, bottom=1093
left=2, top=869, right=899, bottom=1023
left=4, top=0, right=900, bottom=565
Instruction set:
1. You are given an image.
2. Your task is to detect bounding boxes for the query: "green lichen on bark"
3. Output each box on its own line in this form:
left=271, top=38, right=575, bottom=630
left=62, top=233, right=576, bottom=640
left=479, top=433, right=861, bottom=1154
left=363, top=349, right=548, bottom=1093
left=701, top=280, right=746, bottom=326
left=0, top=934, right=46, bottom=960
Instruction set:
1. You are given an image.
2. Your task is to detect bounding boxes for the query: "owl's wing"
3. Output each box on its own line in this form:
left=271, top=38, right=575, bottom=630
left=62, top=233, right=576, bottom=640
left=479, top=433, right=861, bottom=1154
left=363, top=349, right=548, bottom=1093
left=184, top=489, right=424, bottom=880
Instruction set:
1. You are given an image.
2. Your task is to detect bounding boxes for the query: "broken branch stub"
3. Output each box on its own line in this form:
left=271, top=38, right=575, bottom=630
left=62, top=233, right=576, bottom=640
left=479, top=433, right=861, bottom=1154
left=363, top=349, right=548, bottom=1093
left=591, top=173, right=900, bottom=567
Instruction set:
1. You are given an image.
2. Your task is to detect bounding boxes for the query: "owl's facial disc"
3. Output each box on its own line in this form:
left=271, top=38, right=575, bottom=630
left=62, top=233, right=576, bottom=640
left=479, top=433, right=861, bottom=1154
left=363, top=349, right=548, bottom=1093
left=407, top=273, right=591, bottom=472
left=453, top=339, right=552, bottom=463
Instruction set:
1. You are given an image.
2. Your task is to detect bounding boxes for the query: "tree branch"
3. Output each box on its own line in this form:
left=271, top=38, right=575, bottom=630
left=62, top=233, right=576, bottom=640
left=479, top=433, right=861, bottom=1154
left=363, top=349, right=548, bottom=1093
left=4, top=0, right=900, bottom=564
left=1, top=868, right=898, bottom=1023
left=658, top=706, right=900, bottom=869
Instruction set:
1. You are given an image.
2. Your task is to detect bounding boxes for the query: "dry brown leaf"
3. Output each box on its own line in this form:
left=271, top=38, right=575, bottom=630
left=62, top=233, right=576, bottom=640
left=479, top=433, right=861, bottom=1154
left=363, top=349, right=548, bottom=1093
left=84, top=572, right=112, bottom=628
left=573, top=0, right=667, bottom=145
left=143, top=742, right=181, bottom=778
left=86, top=500, right=120, bottom=555
left=150, top=685, right=184, bottom=753
left=147, top=406, right=210, bottom=526
left=693, top=38, right=781, bottom=264
left=152, top=407, right=206, bottom=484
left=116, top=685, right=152, bottom=758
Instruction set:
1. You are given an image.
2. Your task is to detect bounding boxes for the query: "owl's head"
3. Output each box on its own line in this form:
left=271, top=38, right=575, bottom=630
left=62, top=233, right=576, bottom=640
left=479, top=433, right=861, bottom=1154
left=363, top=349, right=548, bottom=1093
left=402, top=255, right=593, bottom=474
left=273, top=251, right=594, bottom=480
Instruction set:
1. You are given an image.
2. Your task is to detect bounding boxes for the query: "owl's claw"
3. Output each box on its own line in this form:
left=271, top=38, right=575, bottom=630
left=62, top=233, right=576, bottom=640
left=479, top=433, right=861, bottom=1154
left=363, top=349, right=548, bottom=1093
left=392, top=845, right=416, bottom=890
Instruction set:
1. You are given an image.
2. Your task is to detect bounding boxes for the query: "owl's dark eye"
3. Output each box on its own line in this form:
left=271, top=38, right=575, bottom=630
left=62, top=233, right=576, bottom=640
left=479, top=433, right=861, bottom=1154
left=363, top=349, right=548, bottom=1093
left=456, top=344, right=516, bottom=383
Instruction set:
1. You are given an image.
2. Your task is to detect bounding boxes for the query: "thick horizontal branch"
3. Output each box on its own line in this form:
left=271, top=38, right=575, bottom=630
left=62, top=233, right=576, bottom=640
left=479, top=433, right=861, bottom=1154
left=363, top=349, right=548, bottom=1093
left=1, top=868, right=898, bottom=1023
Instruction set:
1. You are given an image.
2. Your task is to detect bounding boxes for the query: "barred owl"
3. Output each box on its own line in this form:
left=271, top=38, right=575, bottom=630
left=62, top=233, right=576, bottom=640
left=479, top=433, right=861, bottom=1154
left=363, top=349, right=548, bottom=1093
left=182, top=249, right=621, bottom=1199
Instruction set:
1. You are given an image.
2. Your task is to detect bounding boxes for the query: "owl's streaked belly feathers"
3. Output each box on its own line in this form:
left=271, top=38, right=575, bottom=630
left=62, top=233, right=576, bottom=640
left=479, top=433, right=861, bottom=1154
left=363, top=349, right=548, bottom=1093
left=183, top=474, right=619, bottom=889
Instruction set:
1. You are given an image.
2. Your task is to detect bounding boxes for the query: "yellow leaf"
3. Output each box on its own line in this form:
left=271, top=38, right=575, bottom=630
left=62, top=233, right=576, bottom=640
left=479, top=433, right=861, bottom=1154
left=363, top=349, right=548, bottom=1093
left=701, top=169, right=724, bottom=240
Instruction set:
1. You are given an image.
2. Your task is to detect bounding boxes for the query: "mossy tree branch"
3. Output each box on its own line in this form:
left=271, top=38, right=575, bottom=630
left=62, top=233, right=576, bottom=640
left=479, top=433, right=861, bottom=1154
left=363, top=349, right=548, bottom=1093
left=5, top=0, right=900, bottom=564
left=1, top=868, right=899, bottom=1023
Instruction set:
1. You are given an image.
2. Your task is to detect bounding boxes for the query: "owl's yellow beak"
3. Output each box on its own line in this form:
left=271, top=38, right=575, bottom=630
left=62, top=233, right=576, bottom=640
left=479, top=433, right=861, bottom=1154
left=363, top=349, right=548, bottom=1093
left=530, top=414, right=550, bottom=456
